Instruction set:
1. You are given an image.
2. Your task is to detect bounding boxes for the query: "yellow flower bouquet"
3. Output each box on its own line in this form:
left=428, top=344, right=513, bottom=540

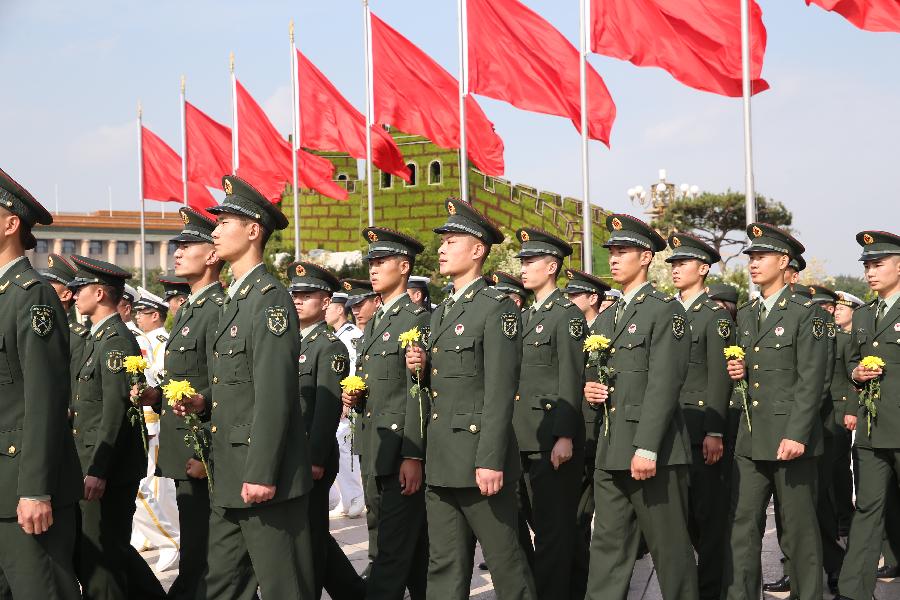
left=162, top=380, right=213, bottom=492
left=724, top=346, right=751, bottom=433
left=583, top=335, right=613, bottom=436
left=340, top=375, right=367, bottom=394
left=124, top=355, right=150, bottom=455
left=400, top=327, right=428, bottom=438
left=859, top=355, right=886, bottom=436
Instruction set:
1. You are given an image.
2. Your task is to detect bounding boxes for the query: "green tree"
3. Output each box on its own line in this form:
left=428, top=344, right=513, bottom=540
left=653, top=190, right=792, bottom=268
left=832, top=274, right=875, bottom=302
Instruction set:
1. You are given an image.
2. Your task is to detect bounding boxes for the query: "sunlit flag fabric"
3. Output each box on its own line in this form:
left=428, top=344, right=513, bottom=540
left=297, top=50, right=410, bottom=182
left=141, top=126, right=216, bottom=210
left=466, top=0, right=616, bottom=146
left=370, top=12, right=505, bottom=176
left=805, top=0, right=900, bottom=32
left=185, top=101, right=232, bottom=191
left=235, top=79, right=348, bottom=202
left=590, top=0, right=770, bottom=97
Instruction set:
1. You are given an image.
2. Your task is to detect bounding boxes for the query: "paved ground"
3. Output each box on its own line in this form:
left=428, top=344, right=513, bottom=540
left=145, top=501, right=900, bottom=599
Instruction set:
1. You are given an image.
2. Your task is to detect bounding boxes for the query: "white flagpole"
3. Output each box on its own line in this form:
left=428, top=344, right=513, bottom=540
left=457, top=0, right=470, bottom=204
left=740, top=0, right=757, bottom=294
left=230, top=52, right=239, bottom=174
left=579, top=0, right=592, bottom=274
left=137, top=101, right=147, bottom=287
left=363, top=0, right=375, bottom=226
left=291, top=20, right=301, bottom=258
left=180, top=75, right=189, bottom=207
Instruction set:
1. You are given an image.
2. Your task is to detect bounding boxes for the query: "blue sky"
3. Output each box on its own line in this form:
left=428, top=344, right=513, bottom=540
left=0, top=0, right=896, bottom=274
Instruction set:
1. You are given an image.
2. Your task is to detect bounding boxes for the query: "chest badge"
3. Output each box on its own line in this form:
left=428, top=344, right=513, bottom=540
left=230, top=325, right=238, bottom=338
left=382, top=331, right=391, bottom=342
left=455, top=324, right=465, bottom=336
left=628, top=323, right=637, bottom=334
left=181, top=326, right=190, bottom=337
left=775, top=326, right=784, bottom=337
left=894, top=322, right=900, bottom=332
left=299, top=354, right=307, bottom=364
left=535, top=324, right=544, bottom=334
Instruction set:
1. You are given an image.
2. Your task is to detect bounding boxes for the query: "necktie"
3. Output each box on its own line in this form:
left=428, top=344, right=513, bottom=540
left=373, top=308, right=384, bottom=329
left=875, top=300, right=886, bottom=327
left=758, top=303, right=767, bottom=326
left=614, top=299, right=625, bottom=327
left=441, top=299, right=455, bottom=324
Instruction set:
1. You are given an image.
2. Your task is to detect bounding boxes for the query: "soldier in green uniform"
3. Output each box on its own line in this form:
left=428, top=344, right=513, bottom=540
left=159, top=275, right=191, bottom=316
left=562, top=267, right=610, bottom=600
left=512, top=228, right=586, bottom=600
left=345, top=278, right=381, bottom=329
left=835, top=230, right=900, bottom=600
left=68, top=255, right=167, bottom=599
left=177, top=175, right=315, bottom=599
left=405, top=198, right=537, bottom=600
left=342, top=227, right=430, bottom=600
left=583, top=214, right=697, bottom=599
left=137, top=207, right=223, bottom=600
left=492, top=271, right=528, bottom=309
left=722, top=223, right=826, bottom=600
left=832, top=291, right=863, bottom=536
left=288, top=261, right=365, bottom=600
left=0, top=169, right=82, bottom=599
left=665, top=232, right=733, bottom=600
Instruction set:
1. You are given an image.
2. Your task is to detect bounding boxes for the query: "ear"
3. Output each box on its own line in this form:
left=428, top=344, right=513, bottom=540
left=546, top=257, right=559, bottom=276
left=205, top=246, right=219, bottom=266
left=699, top=263, right=710, bottom=277
left=322, top=295, right=332, bottom=310
left=399, top=258, right=411, bottom=276
left=247, top=221, right=262, bottom=242
left=640, top=250, right=654, bottom=267
left=0, top=212, right=20, bottom=238
left=471, top=241, right=486, bottom=262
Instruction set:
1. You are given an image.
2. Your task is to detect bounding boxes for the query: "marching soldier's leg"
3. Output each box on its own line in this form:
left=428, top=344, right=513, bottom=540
left=688, top=446, right=726, bottom=600
left=723, top=455, right=774, bottom=600
left=309, top=474, right=333, bottom=598
left=838, top=446, right=893, bottom=600
left=167, top=477, right=210, bottom=600
left=631, top=465, right=699, bottom=600
left=424, top=486, right=475, bottom=600
left=460, top=484, right=537, bottom=600
left=585, top=469, right=641, bottom=600
left=363, top=472, right=380, bottom=577
left=366, top=475, right=428, bottom=600
left=243, top=495, right=315, bottom=600
left=516, top=465, right=535, bottom=572
left=775, top=458, right=823, bottom=600
left=571, top=439, right=596, bottom=600
left=880, top=477, right=900, bottom=573
left=0, top=504, right=80, bottom=600
left=204, top=506, right=258, bottom=600
left=833, top=427, right=854, bottom=535
left=323, top=533, right=366, bottom=600
left=816, top=433, right=845, bottom=584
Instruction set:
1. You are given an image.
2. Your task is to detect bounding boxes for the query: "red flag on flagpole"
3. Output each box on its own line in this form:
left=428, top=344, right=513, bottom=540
left=235, top=79, right=349, bottom=201
left=590, top=0, right=769, bottom=97
left=806, top=0, right=900, bottom=32
left=185, top=102, right=232, bottom=191
left=370, top=13, right=505, bottom=176
left=466, top=0, right=616, bottom=146
left=297, top=50, right=410, bottom=182
left=141, top=126, right=216, bottom=210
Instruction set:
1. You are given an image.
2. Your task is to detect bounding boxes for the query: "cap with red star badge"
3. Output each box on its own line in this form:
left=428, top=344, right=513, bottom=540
left=743, top=222, right=804, bottom=257
left=159, top=275, right=191, bottom=300
left=665, top=232, right=721, bottom=265
left=433, top=198, right=504, bottom=245
left=207, top=175, right=289, bottom=232
left=171, top=206, right=217, bottom=244
left=0, top=166, right=53, bottom=250
left=39, top=253, right=77, bottom=286
left=340, top=278, right=377, bottom=308
left=287, top=262, right=340, bottom=294
left=602, top=214, right=666, bottom=252
left=67, top=255, right=132, bottom=290
left=563, top=268, right=611, bottom=296
left=856, top=230, right=900, bottom=262
left=361, top=226, right=425, bottom=260
left=491, top=271, right=527, bottom=297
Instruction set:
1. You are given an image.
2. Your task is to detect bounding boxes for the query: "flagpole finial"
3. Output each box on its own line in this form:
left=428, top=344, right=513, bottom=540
left=229, top=52, right=235, bottom=73
left=180, top=74, right=186, bottom=93
left=290, top=19, right=294, bottom=42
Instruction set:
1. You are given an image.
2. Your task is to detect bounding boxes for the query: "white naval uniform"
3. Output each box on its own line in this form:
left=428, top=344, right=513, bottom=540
left=330, top=321, right=365, bottom=512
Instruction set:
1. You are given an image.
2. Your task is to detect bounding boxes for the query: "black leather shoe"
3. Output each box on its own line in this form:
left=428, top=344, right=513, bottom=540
left=478, top=562, right=488, bottom=571
left=876, top=564, right=898, bottom=578
left=762, top=574, right=791, bottom=592
left=827, top=571, right=840, bottom=594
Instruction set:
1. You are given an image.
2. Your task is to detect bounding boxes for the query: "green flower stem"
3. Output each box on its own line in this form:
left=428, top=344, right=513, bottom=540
left=128, top=375, right=149, bottom=456
left=737, top=381, right=751, bottom=433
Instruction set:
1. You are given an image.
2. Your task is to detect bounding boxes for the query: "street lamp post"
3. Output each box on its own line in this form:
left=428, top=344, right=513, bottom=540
left=628, top=168, right=699, bottom=224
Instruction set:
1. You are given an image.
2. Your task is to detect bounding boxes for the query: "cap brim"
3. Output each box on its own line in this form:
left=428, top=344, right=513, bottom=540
left=859, top=250, right=900, bottom=262
left=742, top=243, right=789, bottom=255
left=515, top=249, right=551, bottom=259
left=365, top=250, right=404, bottom=260
left=170, top=233, right=211, bottom=244
left=602, top=238, right=647, bottom=250
left=39, top=271, right=70, bottom=286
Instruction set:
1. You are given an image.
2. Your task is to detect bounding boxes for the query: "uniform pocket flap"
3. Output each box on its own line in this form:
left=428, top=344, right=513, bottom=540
left=375, top=413, right=404, bottom=431
left=624, top=404, right=642, bottom=422
left=172, top=339, right=197, bottom=352
left=222, top=339, right=247, bottom=355
left=0, top=428, right=21, bottom=456
left=451, top=412, right=482, bottom=433
left=446, top=337, right=475, bottom=353
left=229, top=423, right=252, bottom=445
left=533, top=397, right=558, bottom=411
left=618, top=335, right=646, bottom=349
left=525, top=334, right=552, bottom=346
left=773, top=402, right=792, bottom=415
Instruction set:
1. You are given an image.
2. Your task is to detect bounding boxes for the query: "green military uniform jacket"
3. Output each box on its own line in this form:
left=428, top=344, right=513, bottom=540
left=356, top=294, right=430, bottom=476
left=424, top=279, right=522, bottom=488
left=209, top=264, right=313, bottom=508
left=514, top=288, right=586, bottom=452
left=68, top=308, right=89, bottom=410
left=156, top=283, right=224, bottom=480
left=818, top=310, right=839, bottom=436
left=298, top=322, right=348, bottom=474
left=583, top=318, right=603, bottom=445
left=849, top=298, right=900, bottom=449
left=679, top=293, right=734, bottom=445
left=829, top=328, right=854, bottom=426
left=72, top=313, right=147, bottom=483
left=591, top=283, right=692, bottom=471
left=734, top=288, right=827, bottom=460
left=0, top=258, right=82, bottom=516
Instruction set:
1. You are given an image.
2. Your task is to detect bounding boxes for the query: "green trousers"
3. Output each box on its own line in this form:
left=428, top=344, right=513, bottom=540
left=832, top=427, right=854, bottom=533
left=839, top=446, right=900, bottom=600
left=309, top=469, right=365, bottom=600
left=366, top=473, right=428, bottom=600
left=880, top=474, right=900, bottom=566
left=425, top=484, right=537, bottom=600
left=572, top=440, right=597, bottom=600
left=204, top=495, right=315, bottom=600
left=76, top=481, right=166, bottom=600
left=0, top=504, right=80, bottom=600
left=516, top=449, right=583, bottom=600
left=586, top=465, right=697, bottom=600
left=723, top=455, right=821, bottom=600
left=687, top=445, right=727, bottom=600
left=166, top=477, right=210, bottom=600
left=362, top=472, right=379, bottom=577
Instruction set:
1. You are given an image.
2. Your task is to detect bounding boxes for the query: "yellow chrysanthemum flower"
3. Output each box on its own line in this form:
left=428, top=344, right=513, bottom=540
left=723, top=346, right=745, bottom=361
left=340, top=375, right=367, bottom=393
left=398, top=327, right=421, bottom=349
left=162, top=380, right=197, bottom=407
left=124, top=356, right=149, bottom=375
left=860, top=355, right=886, bottom=370
left=583, top=335, right=611, bottom=353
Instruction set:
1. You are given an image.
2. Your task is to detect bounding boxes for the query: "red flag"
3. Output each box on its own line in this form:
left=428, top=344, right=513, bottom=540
left=806, top=0, right=900, bottom=32
left=297, top=50, right=410, bottom=182
left=185, top=102, right=232, bottom=190
left=141, top=126, right=216, bottom=210
left=466, top=0, right=616, bottom=146
left=591, top=0, right=769, bottom=97
left=371, top=13, right=505, bottom=176
left=235, top=79, right=348, bottom=201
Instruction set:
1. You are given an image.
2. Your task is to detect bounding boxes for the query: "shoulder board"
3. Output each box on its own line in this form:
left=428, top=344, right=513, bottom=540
left=70, top=323, right=88, bottom=336
left=156, top=334, right=167, bottom=343
left=703, top=299, right=721, bottom=311
left=325, top=332, right=337, bottom=342
left=738, top=298, right=757, bottom=310
left=864, top=298, right=878, bottom=308
left=131, top=329, right=141, bottom=337
left=404, top=302, right=425, bottom=315
left=260, top=283, right=277, bottom=294
left=789, top=295, right=813, bottom=307
left=647, top=289, right=673, bottom=302
left=103, top=327, right=119, bottom=340
left=209, top=294, right=225, bottom=306
left=561, top=300, right=573, bottom=308
left=12, top=276, right=39, bottom=290
left=194, top=297, right=207, bottom=306
left=480, top=288, right=506, bottom=302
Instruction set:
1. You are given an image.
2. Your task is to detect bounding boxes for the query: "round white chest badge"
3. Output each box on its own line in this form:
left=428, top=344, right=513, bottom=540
left=455, top=324, right=465, bottom=336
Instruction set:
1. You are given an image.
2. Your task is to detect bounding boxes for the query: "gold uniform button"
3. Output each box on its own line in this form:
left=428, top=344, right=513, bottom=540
left=390, top=424, right=398, bottom=431
left=873, top=341, right=879, bottom=347
left=179, top=346, right=185, bottom=351
left=698, top=401, right=704, bottom=406
left=455, top=345, right=460, bottom=350
left=214, top=352, right=219, bottom=358
left=364, top=374, right=369, bottom=379
left=7, top=446, right=15, bottom=454
left=72, top=429, right=78, bottom=435
left=432, top=348, right=438, bottom=354
left=228, top=349, right=233, bottom=355
left=166, top=350, right=170, bottom=356
left=729, top=401, right=734, bottom=407
left=609, top=386, right=615, bottom=393
left=211, top=425, right=217, bottom=433
left=752, top=400, right=759, bottom=407
left=753, top=364, right=759, bottom=370
left=610, top=407, right=616, bottom=413
left=432, top=391, right=438, bottom=398
left=432, top=413, right=438, bottom=420
left=775, top=343, right=780, bottom=349
left=365, top=355, right=370, bottom=361
left=469, top=424, right=478, bottom=433
left=213, top=376, right=219, bottom=384
left=610, top=348, right=616, bottom=354
left=247, top=438, right=251, bottom=443
left=212, top=402, right=218, bottom=408
left=545, top=403, right=552, bottom=410
left=753, top=382, right=760, bottom=388
left=432, top=368, right=438, bottom=375
left=515, top=394, right=520, bottom=402
left=366, top=412, right=372, bottom=417
left=162, top=410, right=166, bottom=416
left=381, top=351, right=386, bottom=356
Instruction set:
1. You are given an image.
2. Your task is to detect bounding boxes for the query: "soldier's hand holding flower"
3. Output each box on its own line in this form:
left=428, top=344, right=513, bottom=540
left=405, top=345, right=426, bottom=373
left=584, top=381, right=608, bottom=405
